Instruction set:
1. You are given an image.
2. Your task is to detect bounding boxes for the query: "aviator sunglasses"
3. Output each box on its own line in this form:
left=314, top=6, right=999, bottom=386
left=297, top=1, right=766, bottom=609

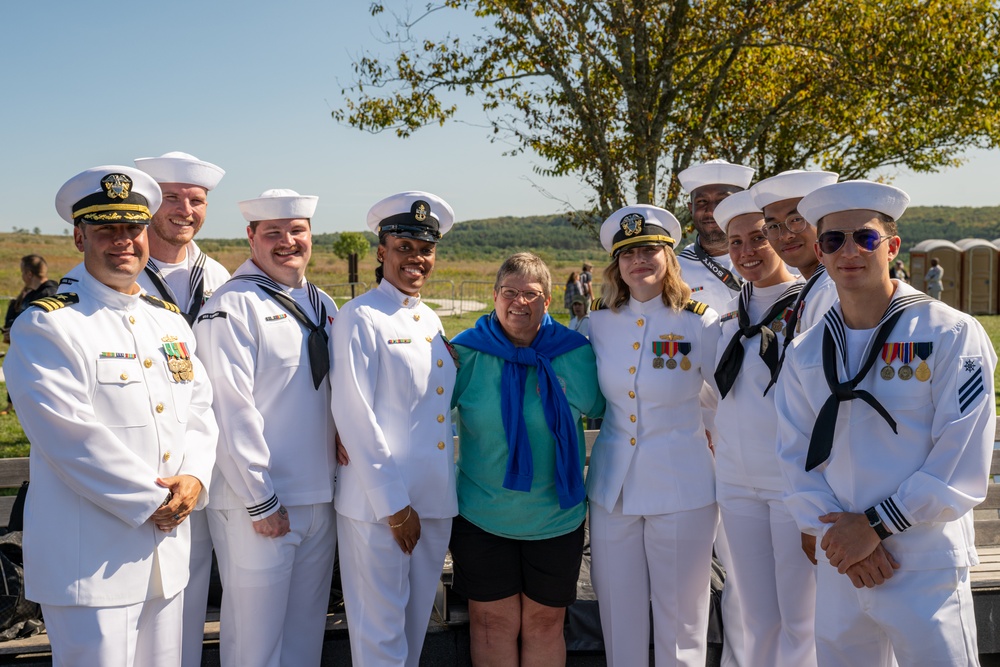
left=817, top=228, right=891, bottom=255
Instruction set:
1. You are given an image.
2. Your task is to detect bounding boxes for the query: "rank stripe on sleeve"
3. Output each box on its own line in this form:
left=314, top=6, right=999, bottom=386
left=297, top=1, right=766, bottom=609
left=958, top=364, right=984, bottom=414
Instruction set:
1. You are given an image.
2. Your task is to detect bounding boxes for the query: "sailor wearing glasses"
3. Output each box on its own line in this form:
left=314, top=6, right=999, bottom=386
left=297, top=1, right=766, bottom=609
left=586, top=205, right=722, bottom=666
left=775, top=180, right=995, bottom=667
left=331, top=191, right=458, bottom=667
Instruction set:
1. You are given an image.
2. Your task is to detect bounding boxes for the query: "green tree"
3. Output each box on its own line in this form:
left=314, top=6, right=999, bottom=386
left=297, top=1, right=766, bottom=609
left=335, top=1, right=1000, bottom=227
left=331, top=231, right=372, bottom=260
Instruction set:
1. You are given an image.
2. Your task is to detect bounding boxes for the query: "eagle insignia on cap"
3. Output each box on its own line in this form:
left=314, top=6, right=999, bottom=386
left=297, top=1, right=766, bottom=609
left=620, top=213, right=644, bottom=237
left=413, top=201, right=429, bottom=222
left=102, top=173, right=133, bottom=200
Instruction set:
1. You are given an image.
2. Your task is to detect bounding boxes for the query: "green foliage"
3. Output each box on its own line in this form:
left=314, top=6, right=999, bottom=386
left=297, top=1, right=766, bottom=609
left=437, top=214, right=608, bottom=261
left=335, top=1, right=1000, bottom=233
left=330, top=231, right=373, bottom=260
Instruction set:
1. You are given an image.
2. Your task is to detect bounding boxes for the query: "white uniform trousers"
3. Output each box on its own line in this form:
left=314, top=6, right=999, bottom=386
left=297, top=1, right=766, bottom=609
left=815, top=562, right=979, bottom=667
left=208, top=503, right=337, bottom=667
left=718, top=481, right=817, bottom=667
left=42, top=592, right=183, bottom=667
left=589, top=498, right=718, bottom=667
left=181, top=509, right=213, bottom=667
left=337, top=514, right=452, bottom=667
left=714, top=516, right=748, bottom=667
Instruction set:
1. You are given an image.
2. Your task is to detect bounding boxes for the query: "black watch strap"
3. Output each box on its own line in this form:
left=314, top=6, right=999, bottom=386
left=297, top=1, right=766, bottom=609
left=865, top=506, right=892, bottom=540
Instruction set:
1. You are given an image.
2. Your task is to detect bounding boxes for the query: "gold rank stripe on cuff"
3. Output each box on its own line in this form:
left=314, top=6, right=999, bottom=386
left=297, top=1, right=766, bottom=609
left=29, top=293, right=79, bottom=312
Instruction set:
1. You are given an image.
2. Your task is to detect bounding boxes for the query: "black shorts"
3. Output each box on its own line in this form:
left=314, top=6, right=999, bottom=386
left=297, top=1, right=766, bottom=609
left=448, top=515, right=585, bottom=608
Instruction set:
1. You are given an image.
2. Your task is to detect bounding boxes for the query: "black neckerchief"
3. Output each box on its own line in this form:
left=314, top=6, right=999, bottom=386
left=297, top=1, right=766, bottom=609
left=680, top=240, right=743, bottom=291
left=144, top=251, right=208, bottom=327
left=764, top=264, right=827, bottom=396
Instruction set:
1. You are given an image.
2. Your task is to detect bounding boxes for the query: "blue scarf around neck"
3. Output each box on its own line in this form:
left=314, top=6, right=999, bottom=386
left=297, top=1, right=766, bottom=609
left=453, top=312, right=589, bottom=509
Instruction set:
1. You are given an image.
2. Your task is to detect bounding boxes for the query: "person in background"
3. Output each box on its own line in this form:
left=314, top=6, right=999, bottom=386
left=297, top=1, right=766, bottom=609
left=564, top=271, right=584, bottom=311
left=2, top=255, right=58, bottom=414
left=568, top=294, right=590, bottom=337
left=711, top=191, right=816, bottom=666
left=778, top=180, right=995, bottom=666
left=580, top=261, right=594, bottom=307
left=925, top=258, right=943, bottom=299
left=332, top=191, right=457, bottom=667
left=6, top=165, right=217, bottom=666
left=450, top=252, right=604, bottom=667
left=888, top=259, right=908, bottom=283
left=587, top=205, right=721, bottom=666
left=194, top=189, right=337, bottom=667
left=133, top=150, right=230, bottom=667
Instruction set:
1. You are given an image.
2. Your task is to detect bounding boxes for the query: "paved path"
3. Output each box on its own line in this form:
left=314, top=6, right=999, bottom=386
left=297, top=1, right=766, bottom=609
left=423, top=298, right=487, bottom=316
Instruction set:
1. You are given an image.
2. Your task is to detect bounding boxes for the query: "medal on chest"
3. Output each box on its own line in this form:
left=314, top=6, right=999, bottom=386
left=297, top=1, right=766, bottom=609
left=163, top=339, right=194, bottom=382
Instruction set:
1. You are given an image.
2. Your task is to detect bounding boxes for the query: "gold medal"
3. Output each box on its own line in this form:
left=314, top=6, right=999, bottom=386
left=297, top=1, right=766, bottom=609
left=168, top=358, right=182, bottom=373
left=680, top=356, right=691, bottom=371
left=771, top=319, right=783, bottom=334
left=665, top=358, right=678, bottom=369
left=916, top=361, right=931, bottom=382
left=181, top=370, right=193, bottom=382
left=652, top=357, right=665, bottom=369
left=880, top=366, right=895, bottom=381
left=898, top=365, right=913, bottom=381
left=172, top=372, right=183, bottom=383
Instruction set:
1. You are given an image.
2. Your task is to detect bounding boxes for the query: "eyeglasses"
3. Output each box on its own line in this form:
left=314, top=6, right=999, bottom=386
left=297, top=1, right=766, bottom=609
left=817, top=228, right=891, bottom=254
left=763, top=214, right=808, bottom=240
left=498, top=286, right=545, bottom=302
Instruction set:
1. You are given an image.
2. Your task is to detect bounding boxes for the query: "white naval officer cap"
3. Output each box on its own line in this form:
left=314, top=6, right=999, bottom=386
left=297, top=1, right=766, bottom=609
left=600, top=205, right=682, bottom=258
left=797, top=180, right=910, bottom=226
left=238, top=189, right=318, bottom=222
left=713, top=190, right=763, bottom=234
left=367, top=191, right=455, bottom=243
left=677, top=159, right=755, bottom=194
left=749, top=170, right=838, bottom=212
left=55, top=166, right=162, bottom=225
left=134, top=151, right=225, bottom=190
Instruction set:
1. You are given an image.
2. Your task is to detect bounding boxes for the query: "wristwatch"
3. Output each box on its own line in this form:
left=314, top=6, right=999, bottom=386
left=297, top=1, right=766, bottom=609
left=865, top=507, right=892, bottom=540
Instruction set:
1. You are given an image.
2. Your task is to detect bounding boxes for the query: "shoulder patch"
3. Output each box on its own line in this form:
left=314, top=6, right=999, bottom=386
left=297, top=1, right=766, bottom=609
left=684, top=299, right=708, bottom=316
left=141, top=294, right=181, bottom=315
left=30, top=293, right=79, bottom=313
left=590, top=298, right=608, bottom=311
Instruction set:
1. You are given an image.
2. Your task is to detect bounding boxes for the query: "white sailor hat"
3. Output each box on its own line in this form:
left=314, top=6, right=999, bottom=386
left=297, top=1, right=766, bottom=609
left=713, top=191, right=762, bottom=234
left=134, top=151, right=225, bottom=190
left=238, top=189, right=318, bottom=222
left=678, top=159, right=755, bottom=194
left=798, top=180, right=910, bottom=226
left=749, top=170, right=838, bottom=211
left=55, top=165, right=162, bottom=225
left=367, top=191, right=455, bottom=243
left=600, top=205, right=682, bottom=257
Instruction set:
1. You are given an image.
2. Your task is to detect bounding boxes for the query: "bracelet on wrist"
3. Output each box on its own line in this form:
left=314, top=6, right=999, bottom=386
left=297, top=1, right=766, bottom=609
left=389, top=506, right=412, bottom=529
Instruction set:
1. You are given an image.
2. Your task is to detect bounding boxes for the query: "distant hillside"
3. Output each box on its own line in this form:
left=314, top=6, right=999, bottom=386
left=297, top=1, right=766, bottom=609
left=897, top=206, right=1000, bottom=249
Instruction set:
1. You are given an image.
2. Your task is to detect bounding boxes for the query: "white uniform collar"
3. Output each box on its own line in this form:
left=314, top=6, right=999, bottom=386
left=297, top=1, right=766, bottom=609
left=627, top=294, right=666, bottom=316
left=79, top=267, right=144, bottom=309
left=377, top=279, right=422, bottom=308
left=234, top=258, right=306, bottom=290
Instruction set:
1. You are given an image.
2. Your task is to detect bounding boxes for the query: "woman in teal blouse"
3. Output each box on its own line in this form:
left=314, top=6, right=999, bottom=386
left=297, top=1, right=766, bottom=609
left=451, top=252, right=605, bottom=666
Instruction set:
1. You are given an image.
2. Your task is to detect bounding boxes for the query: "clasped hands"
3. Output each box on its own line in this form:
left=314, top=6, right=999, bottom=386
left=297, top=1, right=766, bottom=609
left=815, top=512, right=900, bottom=589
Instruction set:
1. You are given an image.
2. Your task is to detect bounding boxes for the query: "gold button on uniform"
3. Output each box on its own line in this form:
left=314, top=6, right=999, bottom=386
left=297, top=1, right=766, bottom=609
left=636, top=318, right=644, bottom=326
left=437, top=415, right=445, bottom=423
left=162, top=452, right=171, bottom=462
left=129, top=316, right=136, bottom=324
left=155, top=403, right=164, bottom=413
left=436, top=387, right=444, bottom=395
left=630, top=438, right=636, bottom=446
left=120, top=373, right=129, bottom=381
left=437, top=442, right=446, bottom=450
left=437, top=360, right=444, bottom=368
left=426, top=336, right=433, bottom=343
left=630, top=414, right=637, bottom=423
left=629, top=366, right=636, bottom=375
left=404, top=297, right=410, bottom=305
left=628, top=391, right=635, bottom=399
left=633, top=342, right=640, bottom=350
left=413, top=314, right=421, bottom=321
left=144, top=359, right=153, bottom=368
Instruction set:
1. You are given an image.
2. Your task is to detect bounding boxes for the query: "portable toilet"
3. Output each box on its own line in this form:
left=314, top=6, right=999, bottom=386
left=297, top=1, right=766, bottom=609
left=955, top=239, right=997, bottom=315
left=909, top=239, right=962, bottom=309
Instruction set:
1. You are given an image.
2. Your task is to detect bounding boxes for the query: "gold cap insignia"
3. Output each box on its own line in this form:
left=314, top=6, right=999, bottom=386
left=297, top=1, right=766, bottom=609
left=620, top=213, right=644, bottom=237
left=102, top=173, right=132, bottom=200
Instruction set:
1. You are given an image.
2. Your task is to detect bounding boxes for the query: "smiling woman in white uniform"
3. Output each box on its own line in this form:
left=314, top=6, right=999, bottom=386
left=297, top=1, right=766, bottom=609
left=711, top=191, right=816, bottom=667
left=331, top=191, right=458, bottom=667
left=587, top=205, right=721, bottom=667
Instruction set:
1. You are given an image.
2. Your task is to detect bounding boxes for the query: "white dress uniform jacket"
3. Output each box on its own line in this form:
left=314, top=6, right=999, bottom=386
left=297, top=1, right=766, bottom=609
left=677, top=242, right=742, bottom=313
left=139, top=241, right=231, bottom=314
left=587, top=296, right=721, bottom=515
left=194, top=259, right=337, bottom=515
left=777, top=282, right=997, bottom=570
left=332, top=279, right=458, bottom=521
left=791, top=268, right=838, bottom=336
left=5, top=269, right=218, bottom=606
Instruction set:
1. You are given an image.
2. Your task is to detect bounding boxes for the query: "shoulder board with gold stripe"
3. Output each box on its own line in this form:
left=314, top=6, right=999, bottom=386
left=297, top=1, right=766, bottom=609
left=29, top=293, right=79, bottom=313
left=684, top=299, right=708, bottom=316
left=590, top=298, right=607, bottom=311
left=141, top=294, right=181, bottom=315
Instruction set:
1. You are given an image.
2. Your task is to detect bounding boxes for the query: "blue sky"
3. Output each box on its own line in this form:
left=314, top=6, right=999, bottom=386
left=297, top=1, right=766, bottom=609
left=2, top=2, right=998, bottom=238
